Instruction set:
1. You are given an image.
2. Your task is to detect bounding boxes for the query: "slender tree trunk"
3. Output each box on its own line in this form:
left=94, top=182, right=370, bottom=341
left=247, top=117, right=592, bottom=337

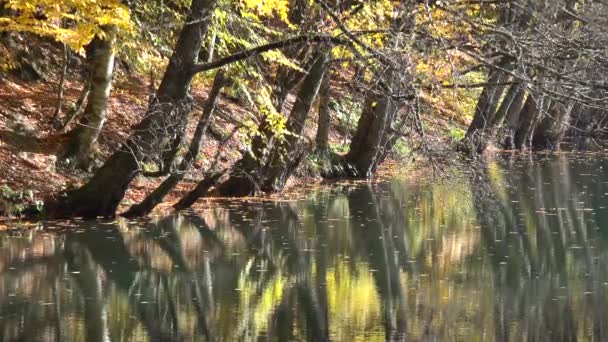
left=55, top=39, right=96, bottom=130
left=272, top=46, right=311, bottom=112
left=490, top=83, right=523, bottom=128
left=474, top=82, right=524, bottom=152
left=514, top=94, right=542, bottom=150
left=59, top=27, right=116, bottom=170
left=460, top=69, right=510, bottom=154
left=261, top=51, right=329, bottom=192
left=271, top=0, right=311, bottom=111
left=315, top=70, right=331, bottom=153
left=503, top=88, right=528, bottom=149
left=466, top=70, right=510, bottom=134
left=45, top=0, right=217, bottom=219
left=371, top=109, right=405, bottom=175
left=122, top=71, right=226, bottom=217
left=56, top=80, right=91, bottom=130
left=51, top=43, right=68, bottom=123
left=217, top=51, right=328, bottom=196
left=173, top=170, right=226, bottom=210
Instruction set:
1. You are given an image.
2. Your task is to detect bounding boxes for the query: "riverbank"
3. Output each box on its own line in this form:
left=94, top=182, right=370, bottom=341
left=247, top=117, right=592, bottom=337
left=0, top=60, right=467, bottom=219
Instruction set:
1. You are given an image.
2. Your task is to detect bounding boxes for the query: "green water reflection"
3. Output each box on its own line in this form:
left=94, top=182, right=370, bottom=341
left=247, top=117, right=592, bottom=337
left=2, top=154, right=608, bottom=341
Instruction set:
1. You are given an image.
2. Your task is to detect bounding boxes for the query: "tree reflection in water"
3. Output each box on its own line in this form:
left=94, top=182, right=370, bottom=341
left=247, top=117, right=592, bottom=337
left=2, top=155, right=608, bottom=341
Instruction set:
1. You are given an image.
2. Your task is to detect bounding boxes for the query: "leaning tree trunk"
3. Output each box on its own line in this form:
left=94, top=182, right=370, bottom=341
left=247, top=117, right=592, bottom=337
left=215, top=58, right=310, bottom=197
left=513, top=93, right=542, bottom=150
left=122, top=72, right=226, bottom=217
left=217, top=51, right=328, bottom=197
left=459, top=0, right=533, bottom=155
left=460, top=69, right=510, bottom=154
left=502, top=87, right=528, bottom=149
left=59, top=27, right=116, bottom=170
left=271, top=0, right=312, bottom=111
left=172, top=170, right=226, bottom=210
left=474, top=82, right=524, bottom=152
left=315, top=70, right=331, bottom=153
left=261, top=51, right=329, bottom=192
left=45, top=0, right=216, bottom=219
left=342, top=2, right=414, bottom=178
left=490, top=83, right=524, bottom=128
left=344, top=76, right=397, bottom=178
left=531, top=101, right=574, bottom=150
left=272, top=46, right=311, bottom=112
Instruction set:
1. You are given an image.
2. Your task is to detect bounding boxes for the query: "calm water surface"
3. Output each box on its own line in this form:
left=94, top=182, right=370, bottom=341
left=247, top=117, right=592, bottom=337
left=2, top=154, right=608, bottom=341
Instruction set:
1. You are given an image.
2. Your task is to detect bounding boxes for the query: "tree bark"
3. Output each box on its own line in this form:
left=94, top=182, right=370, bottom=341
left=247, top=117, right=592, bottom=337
left=473, top=82, right=524, bottom=153
left=173, top=170, right=226, bottom=210
left=342, top=3, right=414, bottom=177
left=345, top=81, right=397, bottom=177
left=45, top=0, right=217, bottom=219
left=460, top=69, right=510, bottom=154
left=513, top=94, right=542, bottom=150
left=122, top=71, right=226, bottom=217
left=272, top=0, right=312, bottom=111
left=51, top=43, right=68, bottom=123
left=59, top=28, right=116, bottom=170
left=503, top=88, right=528, bottom=149
left=531, top=101, right=574, bottom=150
left=217, top=51, right=328, bottom=196
left=56, top=80, right=91, bottom=130
left=315, top=70, right=331, bottom=153
left=215, top=115, right=276, bottom=196
left=491, top=83, right=523, bottom=127
left=261, top=51, right=329, bottom=192
left=272, top=46, right=310, bottom=112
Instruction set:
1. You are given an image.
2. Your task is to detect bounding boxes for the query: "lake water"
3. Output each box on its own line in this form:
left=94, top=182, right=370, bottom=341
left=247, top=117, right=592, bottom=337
left=2, top=153, right=608, bottom=341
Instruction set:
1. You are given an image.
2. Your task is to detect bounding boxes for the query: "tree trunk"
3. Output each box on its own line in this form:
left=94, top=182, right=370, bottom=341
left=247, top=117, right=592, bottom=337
left=315, top=70, right=331, bottom=153
left=215, top=117, right=275, bottom=196
left=272, top=46, right=311, bottom=112
left=271, top=0, right=312, bottom=111
left=59, top=28, right=116, bottom=170
left=460, top=69, right=510, bottom=154
left=56, top=80, right=91, bottom=130
left=51, top=43, right=68, bottom=123
left=122, top=71, right=226, bottom=217
left=513, top=94, right=542, bottom=150
left=217, top=51, right=328, bottom=196
left=45, top=0, right=217, bottom=219
left=466, top=70, right=509, bottom=134
left=491, top=83, right=523, bottom=127
left=531, top=101, right=574, bottom=150
left=260, top=51, right=329, bottom=192
left=173, top=170, right=226, bottom=210
left=474, top=82, right=524, bottom=153
left=345, top=78, right=397, bottom=177
left=503, top=88, right=528, bottom=149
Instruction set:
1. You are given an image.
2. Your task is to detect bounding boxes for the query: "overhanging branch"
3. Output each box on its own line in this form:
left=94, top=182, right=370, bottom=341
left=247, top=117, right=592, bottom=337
left=190, top=35, right=346, bottom=75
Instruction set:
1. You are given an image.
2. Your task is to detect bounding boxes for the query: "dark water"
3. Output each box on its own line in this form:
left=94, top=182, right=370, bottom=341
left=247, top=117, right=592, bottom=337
left=2, top=154, right=608, bottom=341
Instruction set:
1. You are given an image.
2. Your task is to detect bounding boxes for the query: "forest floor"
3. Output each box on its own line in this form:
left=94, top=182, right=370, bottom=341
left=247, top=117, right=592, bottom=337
left=0, top=59, right=469, bottom=218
